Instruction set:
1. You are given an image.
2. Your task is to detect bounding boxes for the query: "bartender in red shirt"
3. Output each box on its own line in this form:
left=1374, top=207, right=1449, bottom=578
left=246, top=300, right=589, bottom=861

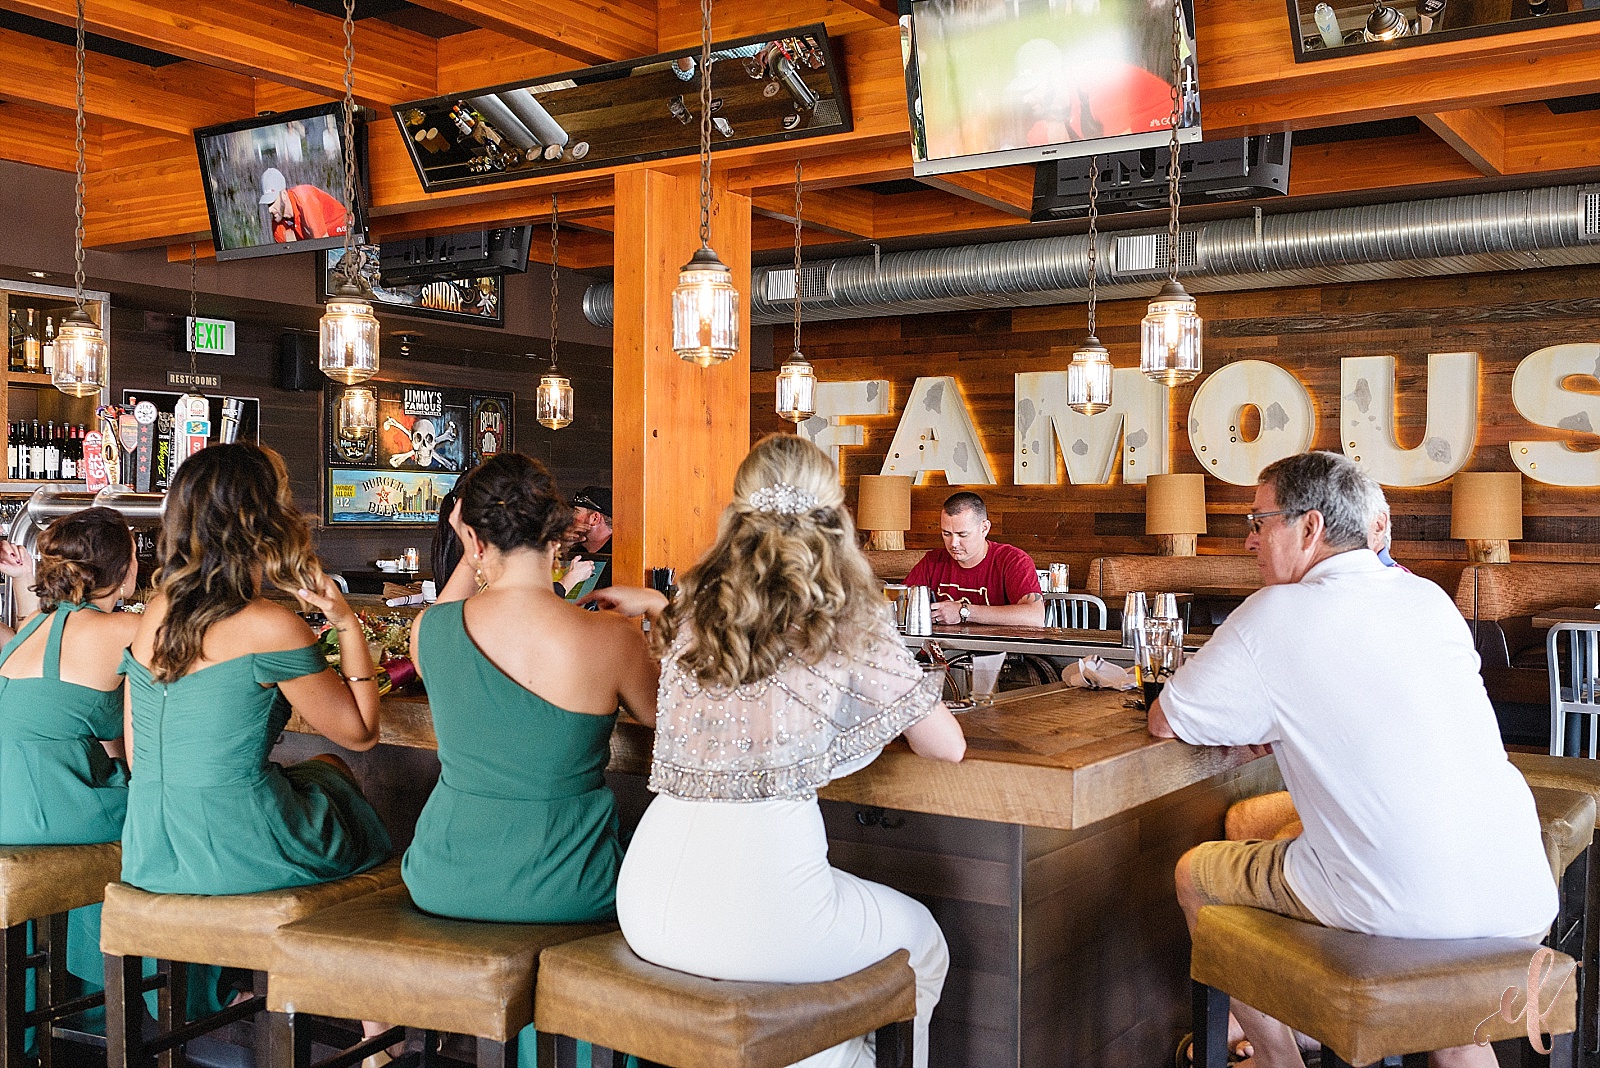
left=903, top=492, right=1045, bottom=627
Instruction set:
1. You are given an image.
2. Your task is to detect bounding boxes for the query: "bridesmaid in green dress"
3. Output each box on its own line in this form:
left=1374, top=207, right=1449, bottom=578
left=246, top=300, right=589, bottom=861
left=404, top=454, right=658, bottom=1067
left=122, top=443, right=390, bottom=897
left=0, top=508, right=140, bottom=1027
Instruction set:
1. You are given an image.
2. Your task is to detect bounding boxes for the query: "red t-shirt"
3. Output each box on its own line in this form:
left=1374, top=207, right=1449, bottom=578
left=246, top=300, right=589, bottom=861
left=903, top=542, right=1042, bottom=606
left=272, top=185, right=349, bottom=243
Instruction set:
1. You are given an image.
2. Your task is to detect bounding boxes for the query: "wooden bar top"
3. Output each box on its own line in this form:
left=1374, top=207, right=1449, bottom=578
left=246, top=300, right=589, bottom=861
left=288, top=681, right=1261, bottom=832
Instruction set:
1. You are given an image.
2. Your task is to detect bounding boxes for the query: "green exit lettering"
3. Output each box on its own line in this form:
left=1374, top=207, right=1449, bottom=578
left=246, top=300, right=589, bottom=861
left=187, top=317, right=234, bottom=356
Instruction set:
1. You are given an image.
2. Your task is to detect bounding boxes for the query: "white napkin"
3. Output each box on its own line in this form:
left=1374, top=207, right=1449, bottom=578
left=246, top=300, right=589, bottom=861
left=1063, top=655, right=1136, bottom=691
left=970, top=653, right=1006, bottom=696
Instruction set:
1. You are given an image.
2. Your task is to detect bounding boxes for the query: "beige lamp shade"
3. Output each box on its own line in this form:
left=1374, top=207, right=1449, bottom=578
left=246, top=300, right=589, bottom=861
left=1146, top=473, right=1208, bottom=535
left=857, top=475, right=912, bottom=531
left=1451, top=471, right=1523, bottom=540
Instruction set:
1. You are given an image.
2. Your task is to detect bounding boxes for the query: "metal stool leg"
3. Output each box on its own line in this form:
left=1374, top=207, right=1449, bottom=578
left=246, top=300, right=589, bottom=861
left=265, top=1011, right=310, bottom=1068
left=0, top=923, right=28, bottom=1068
left=105, top=952, right=149, bottom=1068
left=476, top=1037, right=515, bottom=1068
left=1191, top=981, right=1230, bottom=1068
left=36, top=912, right=67, bottom=1068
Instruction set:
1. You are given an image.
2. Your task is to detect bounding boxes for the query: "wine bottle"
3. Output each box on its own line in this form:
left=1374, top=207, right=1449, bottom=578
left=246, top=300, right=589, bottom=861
left=60, top=424, right=74, bottom=481
left=43, top=420, right=59, bottom=480
left=23, top=310, right=40, bottom=373
left=15, top=422, right=29, bottom=481
left=41, top=316, right=55, bottom=375
left=7, top=311, right=20, bottom=373
left=6, top=423, right=16, bottom=481
left=28, top=421, right=44, bottom=480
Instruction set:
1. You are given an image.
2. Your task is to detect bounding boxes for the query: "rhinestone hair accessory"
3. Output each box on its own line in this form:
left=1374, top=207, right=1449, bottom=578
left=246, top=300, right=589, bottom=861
left=748, top=482, right=819, bottom=515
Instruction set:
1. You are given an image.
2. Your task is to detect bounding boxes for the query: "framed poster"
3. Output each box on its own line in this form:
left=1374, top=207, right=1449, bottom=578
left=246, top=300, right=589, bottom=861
left=324, top=380, right=512, bottom=526
left=319, top=245, right=504, bottom=327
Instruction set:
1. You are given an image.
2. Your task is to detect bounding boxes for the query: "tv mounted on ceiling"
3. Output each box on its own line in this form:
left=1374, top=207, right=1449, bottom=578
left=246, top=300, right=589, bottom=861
left=900, top=0, right=1202, bottom=177
left=194, top=103, right=368, bottom=262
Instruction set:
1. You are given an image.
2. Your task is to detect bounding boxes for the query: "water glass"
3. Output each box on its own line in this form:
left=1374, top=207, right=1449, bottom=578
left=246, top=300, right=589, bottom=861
left=1049, top=563, right=1070, bottom=592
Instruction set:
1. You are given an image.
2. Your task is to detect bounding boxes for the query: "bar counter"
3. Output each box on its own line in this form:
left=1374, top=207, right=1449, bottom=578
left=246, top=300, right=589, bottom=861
left=286, top=653, right=1277, bottom=1067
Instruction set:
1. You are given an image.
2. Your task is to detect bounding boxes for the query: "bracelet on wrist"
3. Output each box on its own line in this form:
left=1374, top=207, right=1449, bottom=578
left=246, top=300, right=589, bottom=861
left=342, top=673, right=378, bottom=683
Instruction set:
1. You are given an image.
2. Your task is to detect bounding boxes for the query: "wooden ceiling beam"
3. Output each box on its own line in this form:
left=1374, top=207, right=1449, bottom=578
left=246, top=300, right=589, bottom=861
left=436, top=30, right=570, bottom=94
left=916, top=166, right=1036, bottom=218
left=752, top=187, right=874, bottom=238
left=1421, top=108, right=1507, bottom=177
left=407, top=0, right=655, bottom=64
left=655, top=0, right=896, bottom=50
left=836, top=0, right=900, bottom=25
left=0, top=33, right=253, bottom=137
left=723, top=142, right=912, bottom=194
left=0, top=102, right=100, bottom=173
left=1286, top=131, right=1484, bottom=198
left=1, top=0, right=436, bottom=106
left=869, top=189, right=1028, bottom=240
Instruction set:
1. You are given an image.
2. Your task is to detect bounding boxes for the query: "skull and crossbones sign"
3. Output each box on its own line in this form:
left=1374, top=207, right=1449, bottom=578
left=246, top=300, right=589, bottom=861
left=385, top=416, right=457, bottom=468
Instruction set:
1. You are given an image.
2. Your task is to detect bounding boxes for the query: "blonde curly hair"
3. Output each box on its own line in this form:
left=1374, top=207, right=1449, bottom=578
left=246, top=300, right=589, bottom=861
left=651, top=433, right=886, bottom=689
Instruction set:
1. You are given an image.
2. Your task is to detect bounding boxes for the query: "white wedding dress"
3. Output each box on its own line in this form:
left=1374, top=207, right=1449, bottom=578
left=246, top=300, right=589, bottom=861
left=616, top=620, right=948, bottom=1068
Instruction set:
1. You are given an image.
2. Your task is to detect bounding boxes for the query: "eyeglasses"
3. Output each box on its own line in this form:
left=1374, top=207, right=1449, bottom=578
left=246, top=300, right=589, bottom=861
left=1245, top=509, right=1302, bottom=535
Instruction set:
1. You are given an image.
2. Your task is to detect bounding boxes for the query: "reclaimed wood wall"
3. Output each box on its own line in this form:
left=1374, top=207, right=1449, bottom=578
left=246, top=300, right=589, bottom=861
left=752, top=265, right=1600, bottom=592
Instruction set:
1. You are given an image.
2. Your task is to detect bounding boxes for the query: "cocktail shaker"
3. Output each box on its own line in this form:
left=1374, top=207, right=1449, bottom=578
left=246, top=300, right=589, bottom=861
left=907, top=585, right=933, bottom=637
left=1121, top=592, right=1148, bottom=649
left=1151, top=592, right=1180, bottom=620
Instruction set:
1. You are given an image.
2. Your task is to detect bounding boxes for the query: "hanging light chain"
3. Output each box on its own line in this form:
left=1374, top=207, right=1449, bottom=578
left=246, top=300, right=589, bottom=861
left=1086, top=155, right=1098, bottom=337
left=697, top=0, right=713, bottom=248
left=549, top=194, right=560, bottom=367
left=1166, top=0, right=1183, bottom=284
left=792, top=161, right=803, bottom=357
left=188, top=241, right=200, bottom=375
left=337, top=0, right=360, bottom=283
left=73, top=0, right=87, bottom=309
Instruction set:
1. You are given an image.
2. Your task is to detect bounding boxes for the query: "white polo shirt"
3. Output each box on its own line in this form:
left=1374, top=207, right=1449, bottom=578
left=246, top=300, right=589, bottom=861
left=1161, top=549, right=1557, bottom=940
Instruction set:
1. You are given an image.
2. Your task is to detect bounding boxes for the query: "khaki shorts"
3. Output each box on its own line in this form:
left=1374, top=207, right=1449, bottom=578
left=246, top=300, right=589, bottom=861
left=1188, top=837, right=1321, bottom=926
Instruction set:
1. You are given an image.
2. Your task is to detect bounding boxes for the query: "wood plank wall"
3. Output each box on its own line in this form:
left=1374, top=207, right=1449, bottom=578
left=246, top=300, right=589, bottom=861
left=110, top=306, right=613, bottom=574
left=752, top=265, right=1600, bottom=594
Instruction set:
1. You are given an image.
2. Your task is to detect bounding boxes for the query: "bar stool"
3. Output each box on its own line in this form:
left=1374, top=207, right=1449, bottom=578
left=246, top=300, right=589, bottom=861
left=534, top=932, right=916, bottom=1068
left=1190, top=905, right=1578, bottom=1067
left=264, top=883, right=614, bottom=1068
left=0, top=842, right=123, bottom=1068
left=99, top=859, right=401, bottom=1068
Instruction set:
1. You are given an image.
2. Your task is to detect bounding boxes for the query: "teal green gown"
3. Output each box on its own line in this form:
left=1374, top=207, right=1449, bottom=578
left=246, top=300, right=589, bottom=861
left=120, top=642, right=391, bottom=894
left=403, top=600, right=622, bottom=1068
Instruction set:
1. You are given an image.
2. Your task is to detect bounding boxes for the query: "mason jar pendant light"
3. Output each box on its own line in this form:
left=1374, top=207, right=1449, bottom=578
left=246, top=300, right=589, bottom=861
left=53, top=0, right=106, bottom=400
left=776, top=162, right=817, bottom=424
left=1066, top=155, right=1112, bottom=416
left=671, top=0, right=740, bottom=368
left=318, top=0, right=379, bottom=385
left=537, top=194, right=575, bottom=431
left=1140, top=0, right=1203, bottom=388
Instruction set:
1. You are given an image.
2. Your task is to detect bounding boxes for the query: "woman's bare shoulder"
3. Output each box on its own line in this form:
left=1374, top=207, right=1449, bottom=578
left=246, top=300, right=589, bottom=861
left=230, top=599, right=317, bottom=651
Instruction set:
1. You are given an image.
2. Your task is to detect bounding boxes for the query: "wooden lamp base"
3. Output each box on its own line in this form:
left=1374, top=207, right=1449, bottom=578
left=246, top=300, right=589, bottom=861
left=1154, top=533, right=1197, bottom=557
left=866, top=529, right=905, bottom=552
left=1464, top=538, right=1510, bottom=563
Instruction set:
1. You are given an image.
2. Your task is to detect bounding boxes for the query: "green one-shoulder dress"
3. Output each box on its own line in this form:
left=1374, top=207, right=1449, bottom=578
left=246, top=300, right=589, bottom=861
left=120, top=643, right=391, bottom=895
left=404, top=600, right=623, bottom=1068
left=0, top=604, right=129, bottom=1013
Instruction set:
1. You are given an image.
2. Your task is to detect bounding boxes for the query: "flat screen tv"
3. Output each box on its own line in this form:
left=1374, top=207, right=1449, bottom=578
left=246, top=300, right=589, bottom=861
left=901, top=0, right=1201, bottom=177
left=194, top=103, right=367, bottom=261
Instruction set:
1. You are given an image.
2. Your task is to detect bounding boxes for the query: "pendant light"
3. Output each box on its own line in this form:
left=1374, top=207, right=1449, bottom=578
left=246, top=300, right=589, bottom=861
left=537, top=194, right=575, bottom=431
left=1066, top=156, right=1112, bottom=415
left=317, top=0, right=379, bottom=385
left=671, top=0, right=740, bottom=368
left=1140, top=0, right=1203, bottom=388
left=776, top=162, right=817, bottom=424
left=53, top=0, right=106, bottom=400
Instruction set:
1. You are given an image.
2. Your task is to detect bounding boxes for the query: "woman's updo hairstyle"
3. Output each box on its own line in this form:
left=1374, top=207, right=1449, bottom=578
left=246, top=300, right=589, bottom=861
left=457, top=453, right=571, bottom=553
left=32, top=507, right=135, bottom=611
left=652, top=433, right=884, bottom=689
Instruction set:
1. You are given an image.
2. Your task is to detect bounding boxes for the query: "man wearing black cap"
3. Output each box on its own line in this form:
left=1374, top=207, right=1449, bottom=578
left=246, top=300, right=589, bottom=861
left=569, top=487, right=613, bottom=589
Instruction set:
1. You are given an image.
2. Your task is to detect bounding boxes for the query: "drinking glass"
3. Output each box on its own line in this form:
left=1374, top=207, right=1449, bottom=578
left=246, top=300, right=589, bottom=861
left=1139, top=617, right=1184, bottom=708
left=1121, top=592, right=1148, bottom=649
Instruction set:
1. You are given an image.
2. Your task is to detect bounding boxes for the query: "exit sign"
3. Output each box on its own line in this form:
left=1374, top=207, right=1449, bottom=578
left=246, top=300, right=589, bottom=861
left=186, top=316, right=235, bottom=356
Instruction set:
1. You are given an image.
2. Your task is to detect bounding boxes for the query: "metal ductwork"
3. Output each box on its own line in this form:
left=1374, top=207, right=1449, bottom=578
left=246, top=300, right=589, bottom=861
left=582, top=184, right=1600, bottom=327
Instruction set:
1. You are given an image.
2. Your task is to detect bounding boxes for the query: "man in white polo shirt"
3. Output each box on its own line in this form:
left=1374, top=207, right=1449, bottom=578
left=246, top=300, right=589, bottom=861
left=1148, top=451, right=1555, bottom=1068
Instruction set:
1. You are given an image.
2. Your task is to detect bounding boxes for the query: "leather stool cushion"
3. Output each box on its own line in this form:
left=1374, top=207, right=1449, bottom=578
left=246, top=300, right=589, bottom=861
left=1513, top=753, right=1600, bottom=831
left=1531, top=785, right=1595, bottom=882
left=1192, top=905, right=1576, bottom=1066
left=0, top=842, right=122, bottom=927
left=100, top=858, right=403, bottom=971
left=268, top=884, right=613, bottom=1042
left=534, top=932, right=915, bottom=1068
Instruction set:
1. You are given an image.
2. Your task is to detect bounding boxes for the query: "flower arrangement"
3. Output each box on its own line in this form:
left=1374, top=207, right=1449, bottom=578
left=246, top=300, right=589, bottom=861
left=311, top=610, right=421, bottom=695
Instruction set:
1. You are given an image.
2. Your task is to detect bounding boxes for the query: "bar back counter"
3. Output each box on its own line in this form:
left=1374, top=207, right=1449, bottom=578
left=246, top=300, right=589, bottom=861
left=287, top=663, right=1276, bottom=1068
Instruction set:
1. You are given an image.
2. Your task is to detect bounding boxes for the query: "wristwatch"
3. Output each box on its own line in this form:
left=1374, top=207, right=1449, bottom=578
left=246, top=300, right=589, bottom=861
left=958, top=602, right=971, bottom=624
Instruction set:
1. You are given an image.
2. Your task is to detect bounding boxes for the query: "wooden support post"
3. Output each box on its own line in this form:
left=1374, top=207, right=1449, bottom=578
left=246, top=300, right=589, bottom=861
left=611, top=166, right=751, bottom=587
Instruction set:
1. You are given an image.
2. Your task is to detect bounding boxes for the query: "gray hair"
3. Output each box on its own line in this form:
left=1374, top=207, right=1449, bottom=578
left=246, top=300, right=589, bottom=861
left=1362, top=475, right=1392, bottom=549
left=1257, top=451, right=1377, bottom=552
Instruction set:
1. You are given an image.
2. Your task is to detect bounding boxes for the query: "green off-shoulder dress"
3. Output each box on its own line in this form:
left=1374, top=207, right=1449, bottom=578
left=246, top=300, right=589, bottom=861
left=0, top=604, right=130, bottom=1019
left=120, top=642, right=391, bottom=895
left=403, top=600, right=622, bottom=1068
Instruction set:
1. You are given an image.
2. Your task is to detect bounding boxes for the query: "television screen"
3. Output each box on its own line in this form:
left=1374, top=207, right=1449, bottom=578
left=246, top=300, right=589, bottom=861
left=901, top=0, right=1201, bottom=176
left=194, top=104, right=366, bottom=261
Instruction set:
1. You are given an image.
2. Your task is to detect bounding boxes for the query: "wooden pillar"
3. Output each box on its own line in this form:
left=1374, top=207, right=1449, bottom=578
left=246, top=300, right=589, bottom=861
left=610, top=166, right=751, bottom=588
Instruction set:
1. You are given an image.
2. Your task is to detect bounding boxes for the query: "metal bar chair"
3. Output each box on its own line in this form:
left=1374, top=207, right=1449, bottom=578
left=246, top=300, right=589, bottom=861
left=1549, top=622, right=1600, bottom=757
left=1042, top=593, right=1107, bottom=630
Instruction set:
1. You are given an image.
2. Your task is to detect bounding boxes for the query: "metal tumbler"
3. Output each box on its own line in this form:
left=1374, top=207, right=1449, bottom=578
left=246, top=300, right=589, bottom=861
left=1121, top=592, right=1148, bottom=649
left=907, top=585, right=933, bottom=637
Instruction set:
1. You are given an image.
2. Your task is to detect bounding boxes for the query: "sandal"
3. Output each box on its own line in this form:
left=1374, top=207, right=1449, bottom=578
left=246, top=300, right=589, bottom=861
left=1176, top=1032, right=1254, bottom=1067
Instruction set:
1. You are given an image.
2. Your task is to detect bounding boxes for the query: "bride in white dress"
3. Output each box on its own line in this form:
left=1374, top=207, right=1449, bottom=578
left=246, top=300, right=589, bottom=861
left=600, top=434, right=966, bottom=1068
